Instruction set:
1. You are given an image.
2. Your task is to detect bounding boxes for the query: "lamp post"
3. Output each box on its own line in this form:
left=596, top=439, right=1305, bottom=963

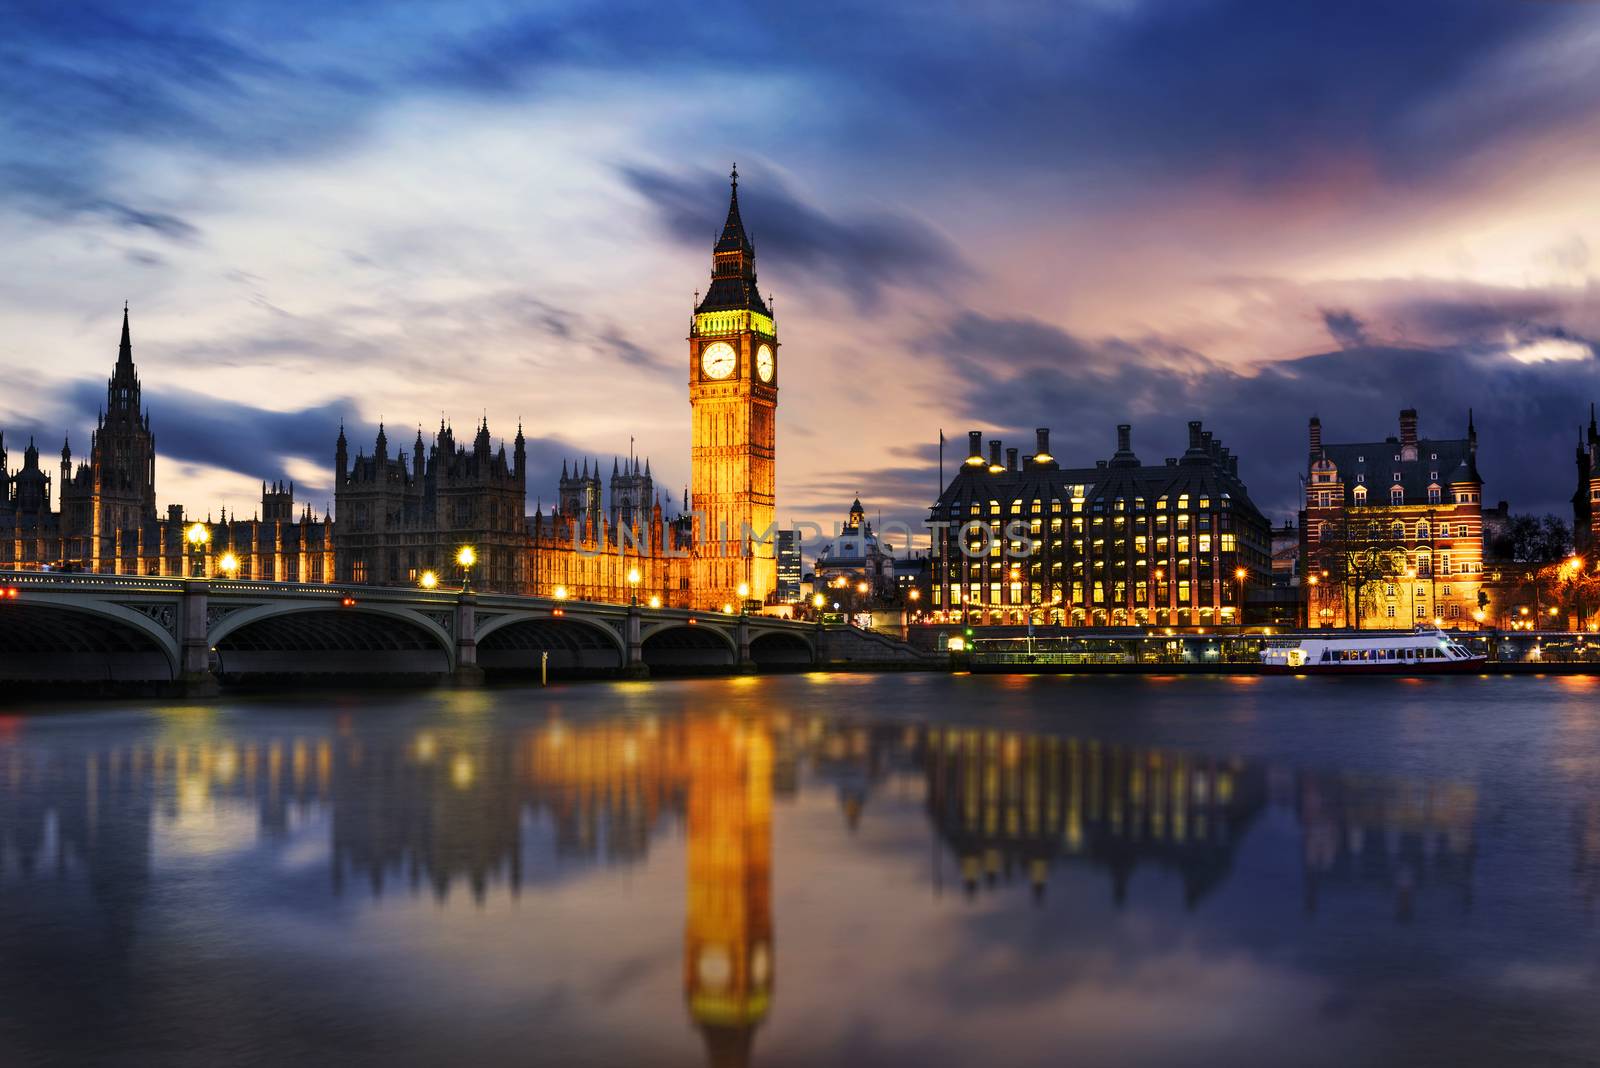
left=1404, top=567, right=1417, bottom=629
left=628, top=567, right=642, bottom=607
left=1307, top=572, right=1319, bottom=630
left=218, top=551, right=240, bottom=581
left=1234, top=567, right=1248, bottom=632
left=456, top=545, right=477, bottom=592
left=737, top=581, right=751, bottom=616
left=185, top=522, right=210, bottom=578
left=419, top=570, right=439, bottom=590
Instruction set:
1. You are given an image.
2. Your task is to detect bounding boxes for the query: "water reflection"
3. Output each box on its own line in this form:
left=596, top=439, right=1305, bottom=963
left=0, top=697, right=1581, bottom=1066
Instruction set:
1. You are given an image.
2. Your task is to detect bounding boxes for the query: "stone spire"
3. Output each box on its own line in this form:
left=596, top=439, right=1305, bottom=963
left=117, top=302, right=133, bottom=370
left=696, top=163, right=770, bottom=317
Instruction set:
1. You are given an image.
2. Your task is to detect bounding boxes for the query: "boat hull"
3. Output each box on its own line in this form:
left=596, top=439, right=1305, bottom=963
left=1259, top=657, right=1488, bottom=676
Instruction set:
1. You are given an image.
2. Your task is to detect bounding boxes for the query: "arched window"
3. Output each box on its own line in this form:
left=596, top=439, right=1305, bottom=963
left=1391, top=520, right=1405, bottom=540
left=1416, top=520, right=1430, bottom=539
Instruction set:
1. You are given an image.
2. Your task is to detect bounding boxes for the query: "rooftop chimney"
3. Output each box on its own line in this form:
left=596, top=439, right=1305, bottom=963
left=988, top=439, right=1002, bottom=470
left=1117, top=424, right=1131, bottom=454
left=1035, top=427, right=1052, bottom=459
left=1400, top=408, right=1418, bottom=446
left=1309, top=416, right=1322, bottom=453
left=1006, top=447, right=1018, bottom=472
left=1187, top=421, right=1203, bottom=451
left=967, top=430, right=983, bottom=463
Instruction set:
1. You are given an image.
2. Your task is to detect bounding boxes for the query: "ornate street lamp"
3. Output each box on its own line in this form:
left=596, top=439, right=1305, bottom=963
left=185, top=522, right=209, bottom=578
left=456, top=545, right=477, bottom=592
left=418, top=570, right=439, bottom=590
left=628, top=567, right=642, bottom=607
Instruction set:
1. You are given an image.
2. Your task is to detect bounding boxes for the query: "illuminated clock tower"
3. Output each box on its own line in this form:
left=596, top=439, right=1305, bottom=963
left=689, top=165, right=778, bottom=609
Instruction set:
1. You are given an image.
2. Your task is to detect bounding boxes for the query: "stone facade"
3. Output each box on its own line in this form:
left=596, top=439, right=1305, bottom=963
left=333, top=420, right=527, bottom=592
left=929, top=423, right=1271, bottom=627
left=1, top=308, right=334, bottom=580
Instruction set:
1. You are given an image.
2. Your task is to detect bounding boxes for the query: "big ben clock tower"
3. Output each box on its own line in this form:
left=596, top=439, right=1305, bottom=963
left=689, top=166, right=778, bottom=609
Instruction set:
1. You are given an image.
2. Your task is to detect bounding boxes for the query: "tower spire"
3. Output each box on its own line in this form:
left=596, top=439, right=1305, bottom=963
left=118, top=301, right=133, bottom=368
left=696, top=164, right=768, bottom=318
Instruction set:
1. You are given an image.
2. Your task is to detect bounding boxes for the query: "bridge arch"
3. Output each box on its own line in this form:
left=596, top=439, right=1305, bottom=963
left=475, top=612, right=625, bottom=676
left=748, top=629, right=816, bottom=668
left=209, top=602, right=454, bottom=678
left=640, top=622, right=737, bottom=670
left=0, top=596, right=179, bottom=682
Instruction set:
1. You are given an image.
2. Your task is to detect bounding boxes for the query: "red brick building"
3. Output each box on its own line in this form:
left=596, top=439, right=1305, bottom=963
left=1300, top=409, right=1486, bottom=629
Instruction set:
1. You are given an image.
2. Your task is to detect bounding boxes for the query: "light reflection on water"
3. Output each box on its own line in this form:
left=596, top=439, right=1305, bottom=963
left=2, top=675, right=1600, bottom=1067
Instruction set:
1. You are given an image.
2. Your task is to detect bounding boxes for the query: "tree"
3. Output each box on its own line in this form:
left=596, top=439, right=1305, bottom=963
left=1492, top=514, right=1573, bottom=564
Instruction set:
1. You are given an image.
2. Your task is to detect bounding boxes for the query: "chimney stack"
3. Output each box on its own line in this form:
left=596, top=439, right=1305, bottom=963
left=1117, top=424, right=1131, bottom=454
left=1400, top=408, right=1418, bottom=446
left=1187, top=421, right=1203, bottom=451
left=1006, top=447, right=1018, bottom=472
left=967, top=430, right=983, bottom=462
left=988, top=439, right=1002, bottom=469
left=1309, top=416, right=1322, bottom=453
left=1035, top=427, right=1051, bottom=458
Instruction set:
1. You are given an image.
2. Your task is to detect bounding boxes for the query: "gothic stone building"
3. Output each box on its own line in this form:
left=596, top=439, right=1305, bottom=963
left=521, top=166, right=780, bottom=611
left=11, top=173, right=781, bottom=613
left=929, top=422, right=1271, bottom=627
left=1, top=307, right=334, bottom=580
left=1575, top=405, right=1600, bottom=556
left=333, top=419, right=528, bottom=592
left=1299, top=408, right=1485, bottom=629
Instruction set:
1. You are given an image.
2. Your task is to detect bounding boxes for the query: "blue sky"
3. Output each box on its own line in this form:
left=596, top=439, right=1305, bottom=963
left=2, top=0, right=1597, bottom=536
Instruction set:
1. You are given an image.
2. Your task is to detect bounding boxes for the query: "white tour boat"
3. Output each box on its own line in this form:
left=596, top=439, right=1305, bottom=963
left=1259, top=629, right=1486, bottom=675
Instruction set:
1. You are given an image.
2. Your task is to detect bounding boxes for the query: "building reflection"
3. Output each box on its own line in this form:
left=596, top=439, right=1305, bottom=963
left=922, top=727, right=1264, bottom=907
left=684, top=716, right=773, bottom=1068
left=1, top=709, right=1512, bottom=1064
left=1295, top=771, right=1477, bottom=922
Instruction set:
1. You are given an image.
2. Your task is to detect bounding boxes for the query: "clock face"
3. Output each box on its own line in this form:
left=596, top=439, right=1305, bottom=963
left=700, top=341, right=737, bottom=380
left=755, top=343, right=775, bottom=383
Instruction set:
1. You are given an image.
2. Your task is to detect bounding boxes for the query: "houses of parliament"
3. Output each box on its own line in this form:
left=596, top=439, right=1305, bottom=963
left=0, top=173, right=780, bottom=611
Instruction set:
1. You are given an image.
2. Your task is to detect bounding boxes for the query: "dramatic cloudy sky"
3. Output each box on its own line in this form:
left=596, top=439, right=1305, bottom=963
left=2, top=0, right=1598, bottom=542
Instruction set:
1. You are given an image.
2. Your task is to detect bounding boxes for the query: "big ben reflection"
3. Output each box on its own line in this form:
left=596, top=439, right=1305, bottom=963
left=684, top=715, right=774, bottom=1068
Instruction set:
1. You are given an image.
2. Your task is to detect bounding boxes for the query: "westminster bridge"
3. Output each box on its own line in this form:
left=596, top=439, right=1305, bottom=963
left=0, top=570, right=934, bottom=690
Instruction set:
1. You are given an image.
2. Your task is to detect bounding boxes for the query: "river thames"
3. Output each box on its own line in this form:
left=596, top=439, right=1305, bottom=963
left=4, top=673, right=1600, bottom=1067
